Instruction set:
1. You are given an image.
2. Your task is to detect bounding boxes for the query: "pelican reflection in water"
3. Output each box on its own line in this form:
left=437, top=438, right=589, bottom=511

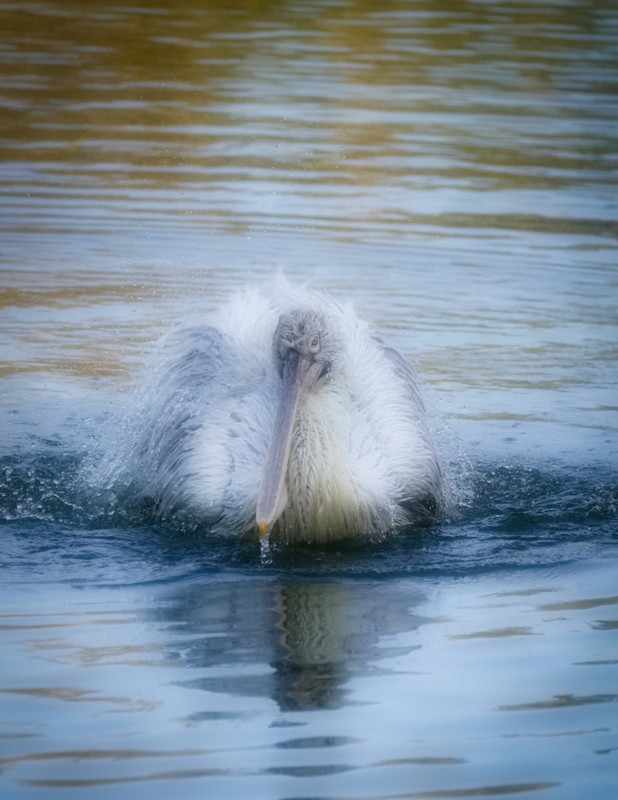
left=129, top=279, right=444, bottom=543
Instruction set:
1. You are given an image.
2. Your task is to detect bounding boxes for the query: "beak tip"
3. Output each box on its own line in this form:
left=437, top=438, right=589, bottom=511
left=257, top=520, right=268, bottom=538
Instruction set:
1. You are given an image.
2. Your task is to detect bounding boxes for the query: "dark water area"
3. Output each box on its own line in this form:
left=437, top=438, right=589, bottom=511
left=1, top=0, right=618, bottom=798
left=1, top=396, right=616, bottom=799
left=0, top=445, right=616, bottom=583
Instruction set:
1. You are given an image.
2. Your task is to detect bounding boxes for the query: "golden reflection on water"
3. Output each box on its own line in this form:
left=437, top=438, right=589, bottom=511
left=2, top=0, right=616, bottom=233
left=1, top=0, right=616, bottom=423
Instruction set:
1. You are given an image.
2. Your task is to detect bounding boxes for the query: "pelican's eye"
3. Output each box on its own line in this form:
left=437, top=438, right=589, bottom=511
left=309, top=334, right=320, bottom=352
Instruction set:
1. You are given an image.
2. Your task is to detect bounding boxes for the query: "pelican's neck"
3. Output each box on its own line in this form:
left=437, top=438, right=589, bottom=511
left=279, top=388, right=374, bottom=542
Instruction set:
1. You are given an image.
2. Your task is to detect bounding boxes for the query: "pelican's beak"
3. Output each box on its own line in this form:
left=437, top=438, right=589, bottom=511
left=256, top=352, right=323, bottom=538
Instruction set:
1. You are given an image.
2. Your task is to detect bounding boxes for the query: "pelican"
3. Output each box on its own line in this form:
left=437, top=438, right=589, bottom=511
left=129, top=279, right=444, bottom=543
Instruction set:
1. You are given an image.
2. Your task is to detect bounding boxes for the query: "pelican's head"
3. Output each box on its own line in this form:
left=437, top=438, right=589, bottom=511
left=273, top=308, right=334, bottom=381
left=256, top=308, right=338, bottom=538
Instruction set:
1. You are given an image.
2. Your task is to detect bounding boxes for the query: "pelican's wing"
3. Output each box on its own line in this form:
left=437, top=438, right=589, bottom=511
left=133, top=323, right=275, bottom=532
left=377, top=341, right=427, bottom=416
left=375, top=339, right=443, bottom=520
left=133, top=325, right=235, bottom=518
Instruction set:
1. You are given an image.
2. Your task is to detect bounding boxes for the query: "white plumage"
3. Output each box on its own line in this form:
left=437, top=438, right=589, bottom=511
left=126, top=278, right=444, bottom=543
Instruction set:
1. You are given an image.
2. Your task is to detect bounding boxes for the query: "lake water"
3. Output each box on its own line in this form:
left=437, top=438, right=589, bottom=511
left=1, top=0, right=617, bottom=797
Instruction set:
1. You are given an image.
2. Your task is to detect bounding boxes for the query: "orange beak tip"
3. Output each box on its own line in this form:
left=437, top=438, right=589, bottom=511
left=257, top=520, right=268, bottom=538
